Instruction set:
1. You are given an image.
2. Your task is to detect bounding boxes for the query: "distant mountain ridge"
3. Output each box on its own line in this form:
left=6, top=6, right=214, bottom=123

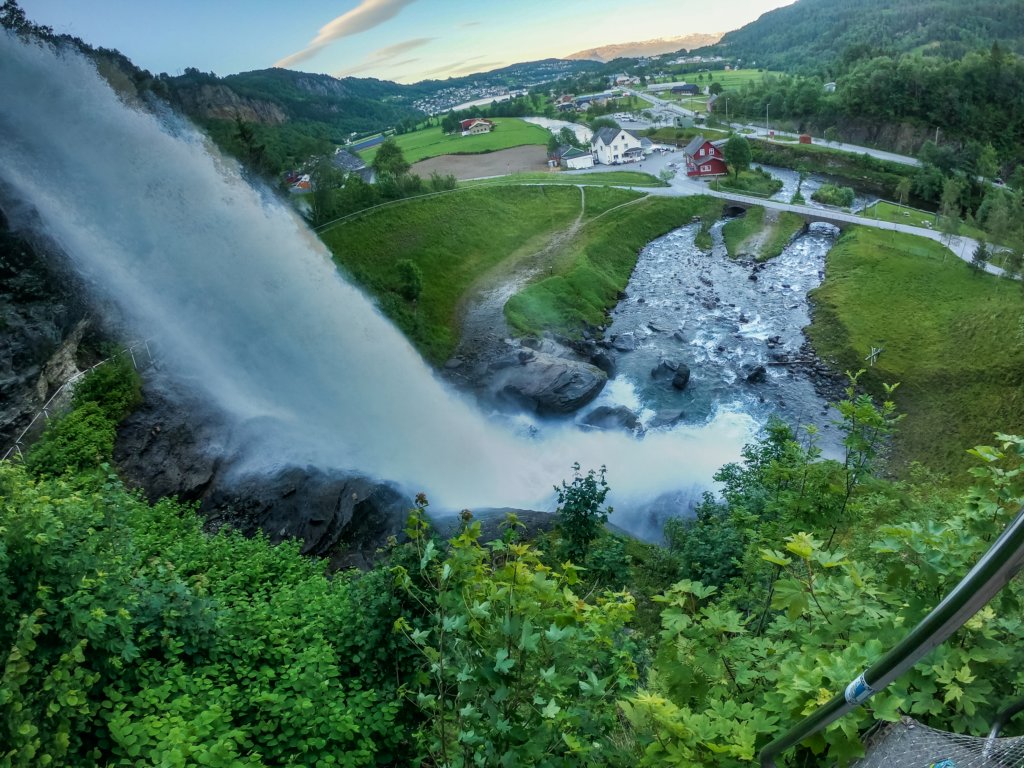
left=707, top=0, right=1024, bottom=71
left=564, top=34, right=723, bottom=62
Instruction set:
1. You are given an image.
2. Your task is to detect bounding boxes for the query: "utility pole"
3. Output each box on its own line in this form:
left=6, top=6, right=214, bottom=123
left=766, top=103, right=770, bottom=136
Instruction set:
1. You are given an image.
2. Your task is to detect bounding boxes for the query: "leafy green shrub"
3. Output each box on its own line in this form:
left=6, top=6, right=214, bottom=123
left=23, top=401, right=116, bottom=477
left=556, top=462, right=611, bottom=564
left=0, top=463, right=409, bottom=766
left=395, top=258, right=423, bottom=301
left=72, top=354, right=142, bottom=422
left=812, top=183, right=856, bottom=208
left=395, top=503, right=640, bottom=767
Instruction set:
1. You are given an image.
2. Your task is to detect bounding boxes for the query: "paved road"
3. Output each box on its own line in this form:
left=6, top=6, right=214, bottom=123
left=626, top=88, right=920, bottom=167
left=558, top=153, right=1002, bottom=276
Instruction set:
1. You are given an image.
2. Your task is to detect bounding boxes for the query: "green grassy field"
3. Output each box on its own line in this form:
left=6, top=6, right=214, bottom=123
left=460, top=171, right=666, bottom=188
left=358, top=118, right=551, bottom=165
left=319, top=186, right=598, bottom=363
left=860, top=201, right=987, bottom=241
left=505, top=195, right=724, bottom=337
left=710, top=168, right=784, bottom=198
left=806, top=227, right=1024, bottom=479
left=723, top=206, right=765, bottom=256
left=646, top=126, right=731, bottom=145
left=722, top=207, right=804, bottom=260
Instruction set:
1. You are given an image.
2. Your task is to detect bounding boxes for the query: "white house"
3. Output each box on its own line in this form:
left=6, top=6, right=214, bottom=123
left=590, top=127, right=643, bottom=165
left=558, top=146, right=594, bottom=170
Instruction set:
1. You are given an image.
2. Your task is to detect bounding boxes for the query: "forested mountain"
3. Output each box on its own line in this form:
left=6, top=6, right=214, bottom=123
left=711, top=0, right=1024, bottom=74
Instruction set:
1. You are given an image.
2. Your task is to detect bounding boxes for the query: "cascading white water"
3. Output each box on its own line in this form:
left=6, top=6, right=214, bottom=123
left=0, top=33, right=754, bottom=533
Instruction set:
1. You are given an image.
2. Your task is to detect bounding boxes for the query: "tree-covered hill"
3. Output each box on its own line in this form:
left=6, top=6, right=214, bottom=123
left=710, top=0, right=1024, bottom=74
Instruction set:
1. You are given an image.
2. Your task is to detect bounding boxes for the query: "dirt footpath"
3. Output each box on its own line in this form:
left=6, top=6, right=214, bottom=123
left=410, top=145, right=549, bottom=180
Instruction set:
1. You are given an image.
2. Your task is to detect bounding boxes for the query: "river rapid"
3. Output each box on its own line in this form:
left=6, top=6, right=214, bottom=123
left=583, top=218, right=844, bottom=455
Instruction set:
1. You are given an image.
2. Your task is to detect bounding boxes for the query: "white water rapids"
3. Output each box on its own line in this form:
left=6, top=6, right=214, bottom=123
left=0, top=34, right=755, bottom=536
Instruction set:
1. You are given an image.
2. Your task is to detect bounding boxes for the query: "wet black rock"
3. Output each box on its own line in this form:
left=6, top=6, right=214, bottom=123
left=650, top=358, right=681, bottom=380
left=115, top=379, right=412, bottom=568
left=672, top=365, right=692, bottom=390
left=581, top=405, right=641, bottom=433
left=590, top=351, right=615, bottom=376
left=610, top=332, right=637, bottom=352
left=650, top=409, right=686, bottom=428
left=491, top=351, right=607, bottom=414
left=745, top=365, right=768, bottom=384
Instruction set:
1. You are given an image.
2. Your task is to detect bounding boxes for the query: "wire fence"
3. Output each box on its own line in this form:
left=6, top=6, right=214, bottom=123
left=1, top=338, right=156, bottom=463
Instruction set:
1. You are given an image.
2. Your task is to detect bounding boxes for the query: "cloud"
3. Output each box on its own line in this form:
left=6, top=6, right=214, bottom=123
left=420, top=55, right=485, bottom=78
left=334, top=36, right=433, bottom=77
left=444, top=60, right=505, bottom=77
left=457, top=21, right=481, bottom=28
left=275, top=0, right=419, bottom=69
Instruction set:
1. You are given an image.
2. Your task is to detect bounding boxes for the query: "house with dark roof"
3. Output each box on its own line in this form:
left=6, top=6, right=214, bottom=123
left=591, top=127, right=643, bottom=165
left=682, top=135, right=728, bottom=178
left=672, top=83, right=700, bottom=96
left=554, top=145, right=594, bottom=170
left=332, top=148, right=373, bottom=182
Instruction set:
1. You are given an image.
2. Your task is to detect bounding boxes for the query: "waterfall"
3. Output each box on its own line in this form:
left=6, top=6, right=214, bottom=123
left=0, top=34, right=754, bottom=535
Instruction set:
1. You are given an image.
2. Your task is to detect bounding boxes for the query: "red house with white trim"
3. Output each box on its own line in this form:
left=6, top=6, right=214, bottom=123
left=683, top=135, right=728, bottom=178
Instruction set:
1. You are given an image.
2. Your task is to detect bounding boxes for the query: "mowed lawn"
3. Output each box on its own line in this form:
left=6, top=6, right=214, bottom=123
left=806, top=227, right=1024, bottom=478
left=358, top=118, right=552, bottom=165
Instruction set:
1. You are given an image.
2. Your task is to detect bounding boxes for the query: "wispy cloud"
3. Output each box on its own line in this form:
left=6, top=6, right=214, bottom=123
left=334, top=36, right=433, bottom=77
left=420, top=55, right=485, bottom=78
left=457, top=21, right=481, bottom=28
left=275, top=0, right=419, bottom=69
left=445, top=60, right=505, bottom=77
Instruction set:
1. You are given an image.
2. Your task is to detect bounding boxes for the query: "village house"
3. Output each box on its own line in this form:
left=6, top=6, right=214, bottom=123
left=332, top=148, right=373, bottom=183
left=591, top=127, right=643, bottom=165
left=460, top=118, right=495, bottom=136
left=682, top=135, right=728, bottom=178
left=671, top=83, right=701, bottom=96
left=554, top=145, right=594, bottom=170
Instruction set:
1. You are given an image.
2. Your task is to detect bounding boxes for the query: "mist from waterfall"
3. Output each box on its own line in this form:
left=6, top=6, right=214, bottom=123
left=0, top=34, right=755, bottom=535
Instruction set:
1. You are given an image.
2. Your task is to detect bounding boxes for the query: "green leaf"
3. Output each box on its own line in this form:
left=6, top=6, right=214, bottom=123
left=541, top=699, right=561, bottom=719
left=494, top=647, right=515, bottom=675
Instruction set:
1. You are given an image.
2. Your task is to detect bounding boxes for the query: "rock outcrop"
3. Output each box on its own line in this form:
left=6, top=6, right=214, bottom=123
left=490, top=350, right=607, bottom=414
left=0, top=214, right=92, bottom=448
left=172, top=84, right=288, bottom=125
left=581, top=405, right=641, bottom=433
left=115, top=379, right=413, bottom=569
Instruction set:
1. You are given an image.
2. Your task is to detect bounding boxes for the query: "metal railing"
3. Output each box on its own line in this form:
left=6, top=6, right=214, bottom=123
left=1, top=338, right=155, bottom=463
left=759, top=504, right=1024, bottom=767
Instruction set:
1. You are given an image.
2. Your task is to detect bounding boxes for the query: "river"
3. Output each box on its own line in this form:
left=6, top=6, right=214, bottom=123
left=584, top=218, right=844, bottom=457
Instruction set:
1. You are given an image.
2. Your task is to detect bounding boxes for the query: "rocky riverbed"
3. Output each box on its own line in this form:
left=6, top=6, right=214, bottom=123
left=447, top=216, right=847, bottom=456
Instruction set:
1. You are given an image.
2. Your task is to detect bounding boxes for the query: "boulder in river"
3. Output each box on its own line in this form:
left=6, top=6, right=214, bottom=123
left=493, top=350, right=607, bottom=414
left=590, top=351, right=615, bottom=376
left=610, top=332, right=637, bottom=352
left=581, top=405, right=641, bottom=433
left=650, top=409, right=686, bottom=429
left=672, top=365, right=692, bottom=390
left=745, top=364, right=768, bottom=384
left=651, top=358, right=681, bottom=380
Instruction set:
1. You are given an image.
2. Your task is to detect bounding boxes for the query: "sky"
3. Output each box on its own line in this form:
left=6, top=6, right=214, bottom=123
left=19, top=0, right=796, bottom=84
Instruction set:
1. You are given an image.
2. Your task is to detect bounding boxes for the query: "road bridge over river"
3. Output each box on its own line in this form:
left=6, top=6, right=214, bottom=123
left=639, top=177, right=1005, bottom=276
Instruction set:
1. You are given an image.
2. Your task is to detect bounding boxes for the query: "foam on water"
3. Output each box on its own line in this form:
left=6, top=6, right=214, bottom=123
left=0, top=35, right=755, bottom=533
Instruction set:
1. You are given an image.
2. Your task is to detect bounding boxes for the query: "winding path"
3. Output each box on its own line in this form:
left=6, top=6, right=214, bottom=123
left=448, top=186, right=589, bottom=368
